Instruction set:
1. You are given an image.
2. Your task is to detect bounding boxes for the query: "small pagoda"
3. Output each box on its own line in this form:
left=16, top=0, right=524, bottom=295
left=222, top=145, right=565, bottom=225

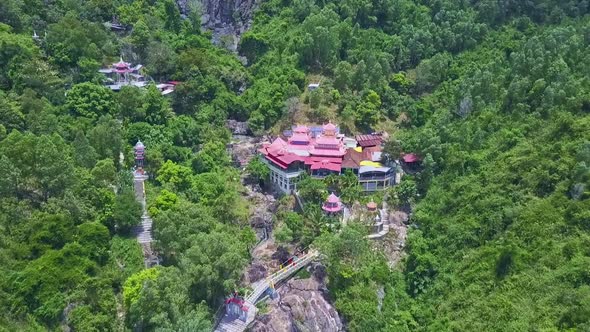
left=225, top=292, right=249, bottom=322
left=322, top=193, right=343, bottom=215
left=366, top=201, right=378, bottom=212
left=134, top=140, right=145, bottom=172
left=99, top=57, right=147, bottom=91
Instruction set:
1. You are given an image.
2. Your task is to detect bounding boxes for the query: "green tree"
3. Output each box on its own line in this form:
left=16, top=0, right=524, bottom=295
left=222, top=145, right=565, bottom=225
left=0, top=91, right=24, bottom=131
left=297, top=175, right=328, bottom=204
left=73, top=130, right=98, bottom=168
left=77, top=221, right=110, bottom=263
left=239, top=32, right=269, bottom=64
left=245, top=155, right=269, bottom=185
left=111, top=189, right=142, bottom=233
left=142, top=84, right=172, bottom=125
left=396, top=178, right=417, bottom=206
left=118, top=86, right=146, bottom=121
left=192, top=141, right=230, bottom=174
left=66, top=82, right=116, bottom=120
left=88, top=115, right=123, bottom=161
left=148, top=189, right=178, bottom=216
left=157, top=160, right=193, bottom=192
left=91, top=158, right=117, bottom=187
left=123, top=267, right=161, bottom=309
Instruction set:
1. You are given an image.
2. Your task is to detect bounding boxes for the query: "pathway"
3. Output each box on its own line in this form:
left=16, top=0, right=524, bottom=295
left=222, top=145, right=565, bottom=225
left=214, top=250, right=319, bottom=332
left=131, top=171, right=159, bottom=267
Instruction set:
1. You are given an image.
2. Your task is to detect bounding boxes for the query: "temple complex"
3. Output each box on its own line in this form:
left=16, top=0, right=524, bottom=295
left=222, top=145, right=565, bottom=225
left=258, top=122, right=396, bottom=193
left=98, top=57, right=175, bottom=95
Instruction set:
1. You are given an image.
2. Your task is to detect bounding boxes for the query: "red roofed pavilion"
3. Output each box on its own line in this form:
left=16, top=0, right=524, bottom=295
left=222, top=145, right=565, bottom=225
left=322, top=193, right=343, bottom=214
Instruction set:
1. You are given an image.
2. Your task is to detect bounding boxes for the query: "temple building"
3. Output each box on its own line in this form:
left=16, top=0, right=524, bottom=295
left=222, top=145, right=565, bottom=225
left=258, top=122, right=397, bottom=193
left=98, top=57, right=175, bottom=95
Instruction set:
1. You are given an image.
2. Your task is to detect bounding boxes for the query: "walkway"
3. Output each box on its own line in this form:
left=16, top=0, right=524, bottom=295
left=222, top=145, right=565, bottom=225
left=214, top=250, right=319, bottom=332
left=131, top=171, right=159, bottom=267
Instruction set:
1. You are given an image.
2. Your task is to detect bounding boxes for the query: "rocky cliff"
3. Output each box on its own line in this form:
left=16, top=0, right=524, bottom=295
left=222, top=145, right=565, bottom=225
left=251, top=274, right=343, bottom=332
left=177, top=0, right=258, bottom=51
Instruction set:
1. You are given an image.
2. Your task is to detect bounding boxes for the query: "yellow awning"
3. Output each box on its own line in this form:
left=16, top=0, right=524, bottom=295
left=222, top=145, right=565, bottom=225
left=354, top=147, right=362, bottom=152
left=360, top=160, right=382, bottom=167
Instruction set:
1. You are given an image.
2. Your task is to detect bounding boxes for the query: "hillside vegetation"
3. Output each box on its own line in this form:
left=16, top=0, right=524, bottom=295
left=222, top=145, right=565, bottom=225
left=242, top=1, right=590, bottom=330
left=0, top=0, right=589, bottom=331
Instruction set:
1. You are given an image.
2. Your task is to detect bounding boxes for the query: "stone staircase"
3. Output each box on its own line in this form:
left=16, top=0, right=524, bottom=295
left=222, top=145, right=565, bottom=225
left=134, top=214, right=153, bottom=244
left=132, top=171, right=158, bottom=267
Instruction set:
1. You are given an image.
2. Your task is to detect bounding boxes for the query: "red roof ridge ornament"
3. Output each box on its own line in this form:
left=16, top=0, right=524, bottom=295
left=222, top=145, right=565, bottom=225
left=293, top=124, right=309, bottom=133
left=323, top=121, right=336, bottom=132
left=114, top=56, right=131, bottom=69
left=327, top=192, right=340, bottom=203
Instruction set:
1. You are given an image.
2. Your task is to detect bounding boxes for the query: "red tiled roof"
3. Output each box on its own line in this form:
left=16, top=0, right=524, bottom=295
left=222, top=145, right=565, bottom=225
left=265, top=155, right=288, bottom=169
left=225, top=297, right=245, bottom=305
left=323, top=122, right=337, bottom=131
left=403, top=153, right=420, bottom=163
left=342, top=149, right=363, bottom=169
left=327, top=193, right=340, bottom=203
left=289, top=132, right=310, bottom=143
left=293, top=125, right=309, bottom=133
left=304, top=156, right=342, bottom=164
left=310, top=147, right=346, bottom=157
left=356, top=134, right=382, bottom=147
left=277, top=154, right=306, bottom=164
left=315, top=136, right=340, bottom=146
left=310, top=160, right=341, bottom=172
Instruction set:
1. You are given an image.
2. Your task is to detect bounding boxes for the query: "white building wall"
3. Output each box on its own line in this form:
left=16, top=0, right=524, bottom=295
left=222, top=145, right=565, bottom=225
left=263, top=158, right=303, bottom=194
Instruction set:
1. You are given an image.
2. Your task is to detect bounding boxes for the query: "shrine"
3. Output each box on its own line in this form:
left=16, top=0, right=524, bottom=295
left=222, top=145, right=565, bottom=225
left=134, top=140, right=145, bottom=172
left=99, top=57, right=147, bottom=91
left=322, top=193, right=343, bottom=215
left=367, top=201, right=378, bottom=212
left=224, top=293, right=249, bottom=322
left=98, top=57, right=176, bottom=95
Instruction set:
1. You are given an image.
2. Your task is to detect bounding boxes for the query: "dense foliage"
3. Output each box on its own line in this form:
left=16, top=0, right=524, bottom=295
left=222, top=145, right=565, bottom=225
left=242, top=0, right=590, bottom=331
left=0, top=0, right=255, bottom=330
left=1, top=0, right=589, bottom=330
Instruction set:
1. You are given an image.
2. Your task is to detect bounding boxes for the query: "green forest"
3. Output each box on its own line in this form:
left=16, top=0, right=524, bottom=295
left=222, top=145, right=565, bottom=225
left=0, top=0, right=589, bottom=331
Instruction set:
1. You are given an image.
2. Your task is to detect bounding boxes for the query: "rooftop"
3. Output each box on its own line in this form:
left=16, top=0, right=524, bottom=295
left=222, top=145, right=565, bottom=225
left=323, top=193, right=343, bottom=213
left=355, top=134, right=382, bottom=147
left=260, top=122, right=392, bottom=176
left=402, top=153, right=420, bottom=163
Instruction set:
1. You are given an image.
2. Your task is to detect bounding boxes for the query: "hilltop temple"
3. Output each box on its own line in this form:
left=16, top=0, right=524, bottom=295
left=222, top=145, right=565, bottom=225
left=258, top=122, right=396, bottom=193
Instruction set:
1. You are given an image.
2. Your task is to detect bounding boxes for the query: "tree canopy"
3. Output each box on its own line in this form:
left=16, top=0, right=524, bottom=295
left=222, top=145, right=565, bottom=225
left=0, top=0, right=589, bottom=330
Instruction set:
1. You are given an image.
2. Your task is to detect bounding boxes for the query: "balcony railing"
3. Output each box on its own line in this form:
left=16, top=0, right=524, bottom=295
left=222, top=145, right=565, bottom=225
left=358, top=175, right=394, bottom=181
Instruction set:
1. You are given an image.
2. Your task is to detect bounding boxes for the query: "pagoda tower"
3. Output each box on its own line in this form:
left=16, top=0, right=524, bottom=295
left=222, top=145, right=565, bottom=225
left=134, top=140, right=145, bottom=170
left=322, top=193, right=343, bottom=215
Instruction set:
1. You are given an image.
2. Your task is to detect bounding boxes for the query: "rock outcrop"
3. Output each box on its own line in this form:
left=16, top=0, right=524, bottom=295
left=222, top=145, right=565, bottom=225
left=177, top=0, right=259, bottom=51
left=251, top=276, right=343, bottom=332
